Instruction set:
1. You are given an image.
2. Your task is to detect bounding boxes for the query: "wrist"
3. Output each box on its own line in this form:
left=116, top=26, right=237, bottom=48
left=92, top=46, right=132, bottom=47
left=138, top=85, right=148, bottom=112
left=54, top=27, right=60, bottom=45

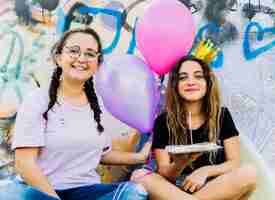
left=136, top=153, right=146, bottom=164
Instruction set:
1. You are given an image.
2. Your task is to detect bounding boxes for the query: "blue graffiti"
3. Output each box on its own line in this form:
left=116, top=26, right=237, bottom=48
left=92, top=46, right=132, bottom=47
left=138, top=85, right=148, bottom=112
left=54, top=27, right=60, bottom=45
left=79, top=6, right=123, bottom=54
left=0, top=30, right=24, bottom=80
left=55, top=3, right=275, bottom=63
left=57, top=4, right=138, bottom=54
left=127, top=18, right=138, bottom=54
left=195, top=23, right=224, bottom=69
left=243, top=22, right=275, bottom=60
left=56, top=7, right=66, bottom=34
left=0, top=29, right=25, bottom=105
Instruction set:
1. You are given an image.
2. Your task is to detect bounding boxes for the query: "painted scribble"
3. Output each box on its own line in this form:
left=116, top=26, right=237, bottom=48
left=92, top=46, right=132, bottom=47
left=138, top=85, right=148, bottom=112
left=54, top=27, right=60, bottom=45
left=0, top=0, right=274, bottom=181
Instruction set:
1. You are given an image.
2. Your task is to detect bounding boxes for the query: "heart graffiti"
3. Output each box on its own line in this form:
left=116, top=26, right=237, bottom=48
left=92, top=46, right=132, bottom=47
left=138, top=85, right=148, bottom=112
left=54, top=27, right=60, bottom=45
left=243, top=22, right=275, bottom=60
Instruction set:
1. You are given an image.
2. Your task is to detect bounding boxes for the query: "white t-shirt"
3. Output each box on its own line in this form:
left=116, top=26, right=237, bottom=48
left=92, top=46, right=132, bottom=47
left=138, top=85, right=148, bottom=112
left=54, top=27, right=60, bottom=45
left=12, top=87, right=112, bottom=190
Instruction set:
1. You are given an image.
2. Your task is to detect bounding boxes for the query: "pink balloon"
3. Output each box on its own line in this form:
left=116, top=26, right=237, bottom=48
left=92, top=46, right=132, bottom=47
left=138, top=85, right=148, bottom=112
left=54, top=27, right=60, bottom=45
left=136, top=0, right=196, bottom=75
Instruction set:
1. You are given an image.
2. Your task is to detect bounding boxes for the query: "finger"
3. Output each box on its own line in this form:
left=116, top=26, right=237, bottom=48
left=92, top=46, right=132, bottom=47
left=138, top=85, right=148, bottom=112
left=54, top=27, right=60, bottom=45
left=190, top=153, right=203, bottom=161
left=181, top=179, right=188, bottom=190
left=169, top=154, right=177, bottom=162
left=183, top=179, right=193, bottom=191
left=193, top=152, right=203, bottom=158
left=189, top=184, right=198, bottom=193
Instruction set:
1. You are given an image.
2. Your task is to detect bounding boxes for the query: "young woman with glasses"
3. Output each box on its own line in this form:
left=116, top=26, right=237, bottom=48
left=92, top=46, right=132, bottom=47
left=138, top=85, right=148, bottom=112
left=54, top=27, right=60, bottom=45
left=0, top=28, right=151, bottom=200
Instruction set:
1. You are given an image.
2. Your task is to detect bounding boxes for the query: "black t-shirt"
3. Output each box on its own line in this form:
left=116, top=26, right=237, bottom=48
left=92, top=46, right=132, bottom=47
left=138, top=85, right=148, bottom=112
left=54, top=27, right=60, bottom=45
left=152, top=107, right=239, bottom=174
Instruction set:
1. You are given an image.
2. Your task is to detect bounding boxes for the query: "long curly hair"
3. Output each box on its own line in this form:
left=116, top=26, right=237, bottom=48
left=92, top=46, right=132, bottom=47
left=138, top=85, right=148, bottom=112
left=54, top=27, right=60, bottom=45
left=43, top=28, right=104, bottom=133
left=165, top=55, right=221, bottom=145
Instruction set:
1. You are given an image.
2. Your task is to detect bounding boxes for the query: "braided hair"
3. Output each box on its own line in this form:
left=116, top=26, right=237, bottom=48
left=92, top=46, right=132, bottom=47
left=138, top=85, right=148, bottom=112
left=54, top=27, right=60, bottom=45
left=43, top=28, right=104, bottom=133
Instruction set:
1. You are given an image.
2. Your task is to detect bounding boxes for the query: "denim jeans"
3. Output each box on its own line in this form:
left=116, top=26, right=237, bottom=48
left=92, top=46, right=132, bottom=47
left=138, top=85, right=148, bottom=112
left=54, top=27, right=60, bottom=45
left=0, top=180, right=148, bottom=200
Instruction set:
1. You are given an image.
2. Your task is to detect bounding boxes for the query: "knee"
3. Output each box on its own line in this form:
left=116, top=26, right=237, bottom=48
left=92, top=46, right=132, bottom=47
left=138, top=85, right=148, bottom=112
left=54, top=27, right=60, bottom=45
left=124, top=182, right=148, bottom=200
left=130, top=169, right=152, bottom=183
left=237, top=164, right=257, bottom=191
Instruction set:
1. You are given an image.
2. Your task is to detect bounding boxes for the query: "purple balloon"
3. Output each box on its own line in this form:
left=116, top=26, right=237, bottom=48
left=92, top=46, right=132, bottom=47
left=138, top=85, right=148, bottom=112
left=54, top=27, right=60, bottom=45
left=95, top=54, right=159, bottom=133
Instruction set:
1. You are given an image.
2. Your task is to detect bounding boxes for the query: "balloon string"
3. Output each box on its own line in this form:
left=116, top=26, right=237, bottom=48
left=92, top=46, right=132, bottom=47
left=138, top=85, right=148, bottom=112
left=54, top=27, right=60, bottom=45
left=189, top=111, right=193, bottom=145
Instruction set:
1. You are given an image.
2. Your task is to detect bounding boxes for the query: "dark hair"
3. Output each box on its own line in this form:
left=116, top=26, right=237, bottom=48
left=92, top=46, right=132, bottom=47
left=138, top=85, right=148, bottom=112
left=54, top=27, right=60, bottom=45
left=165, top=55, right=221, bottom=145
left=43, top=28, right=104, bottom=133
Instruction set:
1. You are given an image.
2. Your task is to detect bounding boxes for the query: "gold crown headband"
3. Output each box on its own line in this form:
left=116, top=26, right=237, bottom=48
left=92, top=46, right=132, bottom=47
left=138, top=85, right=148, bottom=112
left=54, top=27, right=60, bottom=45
left=191, top=39, right=220, bottom=64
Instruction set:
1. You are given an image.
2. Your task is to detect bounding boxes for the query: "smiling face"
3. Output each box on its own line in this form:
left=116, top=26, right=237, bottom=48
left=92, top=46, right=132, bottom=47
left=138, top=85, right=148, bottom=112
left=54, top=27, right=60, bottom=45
left=177, top=60, right=207, bottom=103
left=57, top=32, right=100, bottom=83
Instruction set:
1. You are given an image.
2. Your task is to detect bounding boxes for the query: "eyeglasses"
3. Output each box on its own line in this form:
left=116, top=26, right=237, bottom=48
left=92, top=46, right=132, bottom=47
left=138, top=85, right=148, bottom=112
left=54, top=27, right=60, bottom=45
left=63, top=45, right=100, bottom=61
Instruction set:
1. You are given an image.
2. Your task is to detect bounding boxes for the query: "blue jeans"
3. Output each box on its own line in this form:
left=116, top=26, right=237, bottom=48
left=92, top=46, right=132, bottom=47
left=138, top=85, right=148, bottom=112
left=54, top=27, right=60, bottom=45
left=0, top=180, right=148, bottom=200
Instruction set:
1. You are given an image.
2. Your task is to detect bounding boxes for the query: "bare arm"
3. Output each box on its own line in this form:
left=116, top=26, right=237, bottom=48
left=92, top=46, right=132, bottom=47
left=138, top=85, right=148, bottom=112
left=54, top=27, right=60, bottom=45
left=154, top=149, right=200, bottom=182
left=180, top=136, right=241, bottom=192
left=200, top=136, right=240, bottom=178
left=155, top=137, right=240, bottom=182
left=100, top=141, right=151, bottom=165
left=15, top=148, right=60, bottom=199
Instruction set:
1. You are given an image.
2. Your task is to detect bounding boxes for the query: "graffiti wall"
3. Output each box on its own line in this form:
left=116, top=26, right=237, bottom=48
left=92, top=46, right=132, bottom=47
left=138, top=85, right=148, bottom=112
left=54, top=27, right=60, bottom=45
left=0, top=0, right=275, bottom=180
